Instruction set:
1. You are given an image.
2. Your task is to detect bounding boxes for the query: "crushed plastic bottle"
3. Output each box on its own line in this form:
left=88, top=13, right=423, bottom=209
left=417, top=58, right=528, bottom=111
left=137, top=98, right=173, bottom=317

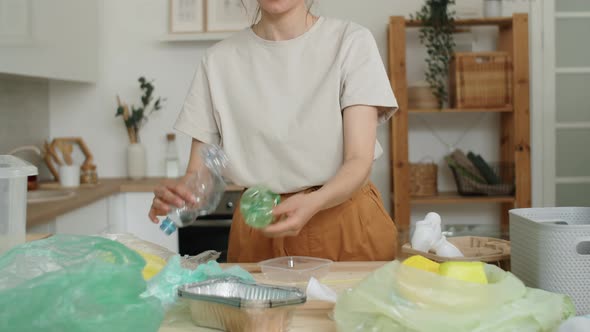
left=159, top=144, right=229, bottom=235
left=239, top=186, right=280, bottom=229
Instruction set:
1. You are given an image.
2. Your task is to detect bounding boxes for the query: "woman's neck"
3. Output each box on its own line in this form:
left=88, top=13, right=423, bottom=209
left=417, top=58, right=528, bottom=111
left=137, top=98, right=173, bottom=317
left=253, top=4, right=317, bottom=41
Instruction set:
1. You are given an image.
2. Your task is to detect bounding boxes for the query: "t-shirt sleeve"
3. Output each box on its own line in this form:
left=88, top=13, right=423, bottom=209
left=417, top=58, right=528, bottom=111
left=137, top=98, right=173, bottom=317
left=340, top=28, right=398, bottom=124
left=174, top=58, right=221, bottom=145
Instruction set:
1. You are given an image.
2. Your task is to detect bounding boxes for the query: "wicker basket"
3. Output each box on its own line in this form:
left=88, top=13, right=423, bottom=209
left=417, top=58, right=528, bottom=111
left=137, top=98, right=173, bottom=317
left=408, top=86, right=438, bottom=109
left=450, top=52, right=513, bottom=108
left=449, top=162, right=515, bottom=196
left=410, top=162, right=437, bottom=196
left=402, top=236, right=511, bottom=270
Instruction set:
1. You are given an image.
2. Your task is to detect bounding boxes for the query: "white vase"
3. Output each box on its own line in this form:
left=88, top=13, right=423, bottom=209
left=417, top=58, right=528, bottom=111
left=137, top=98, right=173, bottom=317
left=483, top=0, right=502, bottom=18
left=127, top=143, right=146, bottom=180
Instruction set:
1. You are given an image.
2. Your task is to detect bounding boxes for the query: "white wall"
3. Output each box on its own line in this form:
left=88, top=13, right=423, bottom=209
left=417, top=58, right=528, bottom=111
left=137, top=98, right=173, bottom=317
left=49, top=0, right=531, bottom=231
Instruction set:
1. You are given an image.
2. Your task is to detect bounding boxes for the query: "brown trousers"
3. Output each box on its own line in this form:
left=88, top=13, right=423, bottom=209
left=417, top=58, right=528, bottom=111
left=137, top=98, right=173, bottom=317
left=227, top=182, right=398, bottom=263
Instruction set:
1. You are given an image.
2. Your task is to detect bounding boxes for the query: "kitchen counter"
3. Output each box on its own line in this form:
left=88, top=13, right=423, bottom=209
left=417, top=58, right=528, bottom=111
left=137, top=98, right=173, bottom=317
left=27, top=178, right=243, bottom=228
left=159, top=261, right=386, bottom=332
left=22, top=235, right=385, bottom=331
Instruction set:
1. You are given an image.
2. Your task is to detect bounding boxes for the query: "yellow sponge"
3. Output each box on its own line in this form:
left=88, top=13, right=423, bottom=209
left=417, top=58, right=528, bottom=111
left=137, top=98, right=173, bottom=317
left=438, top=261, right=488, bottom=284
left=403, top=255, right=440, bottom=274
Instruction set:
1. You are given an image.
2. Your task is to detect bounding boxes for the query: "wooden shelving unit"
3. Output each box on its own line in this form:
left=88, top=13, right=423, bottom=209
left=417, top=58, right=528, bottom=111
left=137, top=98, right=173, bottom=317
left=388, top=14, right=531, bottom=242
left=411, top=192, right=516, bottom=205
left=405, top=17, right=514, bottom=28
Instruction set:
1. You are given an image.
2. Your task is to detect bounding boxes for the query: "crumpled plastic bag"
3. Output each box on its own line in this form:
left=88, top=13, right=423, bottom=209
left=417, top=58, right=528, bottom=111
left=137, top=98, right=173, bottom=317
left=334, top=261, right=575, bottom=332
left=0, top=235, right=164, bottom=332
left=99, top=233, right=221, bottom=278
left=142, top=256, right=254, bottom=309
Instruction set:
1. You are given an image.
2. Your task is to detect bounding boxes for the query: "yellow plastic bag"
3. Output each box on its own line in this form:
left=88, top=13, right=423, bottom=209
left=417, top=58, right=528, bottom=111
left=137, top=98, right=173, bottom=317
left=335, top=261, right=575, bottom=332
left=136, top=250, right=167, bottom=280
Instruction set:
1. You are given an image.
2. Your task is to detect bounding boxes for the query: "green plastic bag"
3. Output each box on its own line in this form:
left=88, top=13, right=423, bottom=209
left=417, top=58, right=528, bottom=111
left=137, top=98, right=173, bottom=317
left=334, top=261, right=575, bottom=332
left=143, top=255, right=254, bottom=308
left=0, top=235, right=164, bottom=332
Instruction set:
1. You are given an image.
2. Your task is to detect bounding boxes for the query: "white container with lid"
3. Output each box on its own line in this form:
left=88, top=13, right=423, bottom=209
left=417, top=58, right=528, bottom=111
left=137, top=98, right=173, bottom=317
left=0, top=155, right=37, bottom=254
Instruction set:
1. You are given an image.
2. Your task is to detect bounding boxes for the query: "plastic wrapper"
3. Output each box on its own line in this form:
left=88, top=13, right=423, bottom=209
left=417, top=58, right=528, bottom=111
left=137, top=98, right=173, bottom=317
left=0, top=235, right=164, bottom=332
left=100, top=233, right=220, bottom=274
left=142, top=257, right=254, bottom=309
left=334, top=261, right=575, bottom=332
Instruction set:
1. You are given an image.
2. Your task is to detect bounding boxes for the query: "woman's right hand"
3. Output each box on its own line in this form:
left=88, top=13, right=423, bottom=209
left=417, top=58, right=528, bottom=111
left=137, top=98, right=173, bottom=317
left=148, top=178, right=197, bottom=223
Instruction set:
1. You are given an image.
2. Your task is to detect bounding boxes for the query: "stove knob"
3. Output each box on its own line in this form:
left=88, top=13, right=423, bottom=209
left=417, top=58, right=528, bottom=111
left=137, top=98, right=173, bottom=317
left=226, top=201, right=234, bottom=209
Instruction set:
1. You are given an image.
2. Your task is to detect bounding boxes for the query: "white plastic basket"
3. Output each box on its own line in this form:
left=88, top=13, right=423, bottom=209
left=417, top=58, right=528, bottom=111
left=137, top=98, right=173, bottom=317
left=509, top=207, right=590, bottom=315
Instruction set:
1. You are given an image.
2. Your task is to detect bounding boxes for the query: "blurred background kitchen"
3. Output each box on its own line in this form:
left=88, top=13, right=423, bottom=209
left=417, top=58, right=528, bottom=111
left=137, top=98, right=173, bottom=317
left=3, top=0, right=587, bottom=259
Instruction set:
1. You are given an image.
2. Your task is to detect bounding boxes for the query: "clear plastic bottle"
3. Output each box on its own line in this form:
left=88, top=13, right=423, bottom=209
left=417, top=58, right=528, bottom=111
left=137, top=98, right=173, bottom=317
left=165, top=133, right=179, bottom=178
left=159, top=144, right=229, bottom=235
left=239, top=186, right=280, bottom=229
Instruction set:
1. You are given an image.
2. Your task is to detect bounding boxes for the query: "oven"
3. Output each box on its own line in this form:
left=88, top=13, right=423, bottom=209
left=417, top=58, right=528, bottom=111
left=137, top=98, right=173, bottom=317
left=178, top=190, right=241, bottom=262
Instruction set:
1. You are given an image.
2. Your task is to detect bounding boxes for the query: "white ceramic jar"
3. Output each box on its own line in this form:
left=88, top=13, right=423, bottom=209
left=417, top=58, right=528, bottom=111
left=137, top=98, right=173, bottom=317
left=127, top=143, right=146, bottom=180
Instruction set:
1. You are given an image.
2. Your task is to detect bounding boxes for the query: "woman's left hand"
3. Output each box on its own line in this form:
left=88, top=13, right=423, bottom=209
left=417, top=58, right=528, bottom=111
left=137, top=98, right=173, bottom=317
left=262, top=192, right=322, bottom=238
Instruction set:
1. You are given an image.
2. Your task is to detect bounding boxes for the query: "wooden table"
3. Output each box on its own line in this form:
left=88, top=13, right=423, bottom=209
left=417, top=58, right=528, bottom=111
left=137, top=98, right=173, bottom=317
left=22, top=236, right=385, bottom=331
left=159, top=261, right=387, bottom=332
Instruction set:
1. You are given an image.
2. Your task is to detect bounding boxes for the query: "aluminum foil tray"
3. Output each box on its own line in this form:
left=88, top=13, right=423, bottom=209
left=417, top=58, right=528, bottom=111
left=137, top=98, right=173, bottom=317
left=178, top=277, right=306, bottom=331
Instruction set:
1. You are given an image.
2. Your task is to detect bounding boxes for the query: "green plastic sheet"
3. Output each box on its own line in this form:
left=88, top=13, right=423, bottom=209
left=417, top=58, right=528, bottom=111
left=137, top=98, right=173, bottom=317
left=0, top=235, right=164, bottom=332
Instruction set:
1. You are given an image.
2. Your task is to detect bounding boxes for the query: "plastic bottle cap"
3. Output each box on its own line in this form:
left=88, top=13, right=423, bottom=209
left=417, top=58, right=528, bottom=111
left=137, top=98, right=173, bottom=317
left=159, top=218, right=177, bottom=235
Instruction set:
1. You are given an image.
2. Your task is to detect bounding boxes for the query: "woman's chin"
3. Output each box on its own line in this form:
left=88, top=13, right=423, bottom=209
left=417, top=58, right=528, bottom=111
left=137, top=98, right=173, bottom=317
left=258, top=0, right=301, bottom=16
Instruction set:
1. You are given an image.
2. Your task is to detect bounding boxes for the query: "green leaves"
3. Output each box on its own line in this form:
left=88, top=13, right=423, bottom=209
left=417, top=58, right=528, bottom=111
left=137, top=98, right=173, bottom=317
left=115, top=76, right=166, bottom=131
left=154, top=98, right=162, bottom=111
left=413, top=0, right=456, bottom=108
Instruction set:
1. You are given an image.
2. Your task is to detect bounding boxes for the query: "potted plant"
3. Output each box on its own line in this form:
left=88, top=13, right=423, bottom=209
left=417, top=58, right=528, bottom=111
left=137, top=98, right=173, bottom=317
left=411, top=0, right=456, bottom=108
left=115, top=77, right=165, bottom=180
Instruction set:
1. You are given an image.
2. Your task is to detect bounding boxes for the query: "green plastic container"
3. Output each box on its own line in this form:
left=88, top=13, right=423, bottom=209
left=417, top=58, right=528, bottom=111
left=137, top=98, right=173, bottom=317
left=240, top=186, right=280, bottom=229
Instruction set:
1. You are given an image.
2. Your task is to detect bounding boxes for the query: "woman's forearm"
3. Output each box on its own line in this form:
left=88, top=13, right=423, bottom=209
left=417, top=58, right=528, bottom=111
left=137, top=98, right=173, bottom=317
left=184, top=139, right=205, bottom=179
left=308, top=105, right=379, bottom=211
left=310, top=156, right=373, bottom=210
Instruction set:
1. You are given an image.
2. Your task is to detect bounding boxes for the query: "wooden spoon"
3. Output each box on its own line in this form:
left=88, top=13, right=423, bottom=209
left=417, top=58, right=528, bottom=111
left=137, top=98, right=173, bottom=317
left=60, top=142, right=74, bottom=166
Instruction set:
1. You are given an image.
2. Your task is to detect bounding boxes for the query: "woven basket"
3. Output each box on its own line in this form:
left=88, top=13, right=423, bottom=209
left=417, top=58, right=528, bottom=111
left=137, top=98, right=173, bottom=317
left=402, top=236, right=511, bottom=270
left=408, top=86, right=438, bottom=109
left=410, top=162, right=437, bottom=196
left=450, top=52, right=512, bottom=108
left=449, top=162, right=515, bottom=196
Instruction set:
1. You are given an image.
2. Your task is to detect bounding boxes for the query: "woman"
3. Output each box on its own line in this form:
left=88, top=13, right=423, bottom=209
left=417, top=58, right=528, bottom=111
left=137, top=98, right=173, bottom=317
left=149, top=0, right=398, bottom=263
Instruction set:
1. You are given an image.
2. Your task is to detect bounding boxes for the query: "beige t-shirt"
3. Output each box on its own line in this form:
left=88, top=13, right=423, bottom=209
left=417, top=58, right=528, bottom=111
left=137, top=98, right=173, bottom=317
left=175, top=17, right=398, bottom=193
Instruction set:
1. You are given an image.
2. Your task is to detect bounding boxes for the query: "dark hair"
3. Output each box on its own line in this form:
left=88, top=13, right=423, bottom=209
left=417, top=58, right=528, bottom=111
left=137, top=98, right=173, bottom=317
left=241, top=0, right=315, bottom=25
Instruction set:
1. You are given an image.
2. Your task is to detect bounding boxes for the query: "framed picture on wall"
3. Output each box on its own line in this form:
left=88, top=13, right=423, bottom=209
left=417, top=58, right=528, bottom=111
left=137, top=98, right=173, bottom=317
left=169, top=0, right=205, bottom=33
left=205, top=0, right=253, bottom=32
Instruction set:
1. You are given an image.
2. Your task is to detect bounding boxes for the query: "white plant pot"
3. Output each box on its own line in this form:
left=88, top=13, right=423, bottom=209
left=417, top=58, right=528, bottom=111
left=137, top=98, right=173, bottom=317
left=127, top=143, right=146, bottom=180
left=483, top=0, right=502, bottom=18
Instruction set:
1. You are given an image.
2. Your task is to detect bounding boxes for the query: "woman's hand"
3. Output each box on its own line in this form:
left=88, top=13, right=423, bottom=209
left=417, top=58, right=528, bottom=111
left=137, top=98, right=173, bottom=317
left=148, top=179, right=196, bottom=223
left=262, top=192, right=322, bottom=237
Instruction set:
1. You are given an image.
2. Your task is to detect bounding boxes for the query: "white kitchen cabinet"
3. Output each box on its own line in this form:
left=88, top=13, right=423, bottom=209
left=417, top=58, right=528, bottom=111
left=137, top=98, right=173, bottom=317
left=54, top=198, right=109, bottom=235
left=0, top=0, right=99, bottom=82
left=120, top=193, right=179, bottom=253
left=27, top=192, right=178, bottom=253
